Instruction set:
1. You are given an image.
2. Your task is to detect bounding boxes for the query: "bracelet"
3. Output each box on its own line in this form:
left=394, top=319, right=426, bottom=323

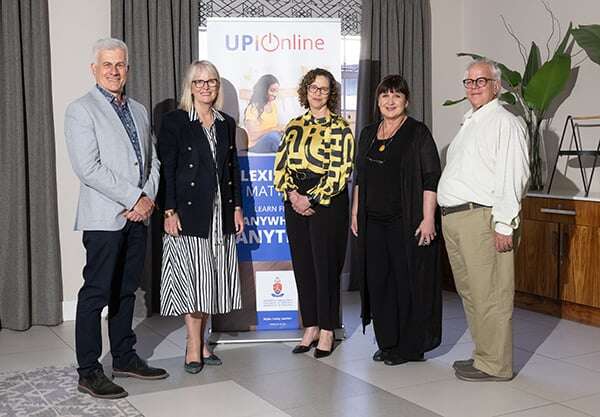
left=164, top=210, right=176, bottom=218
left=234, top=207, right=242, bottom=212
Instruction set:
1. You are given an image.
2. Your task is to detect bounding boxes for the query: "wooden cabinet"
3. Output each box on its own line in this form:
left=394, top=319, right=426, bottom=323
left=515, top=196, right=600, bottom=324
left=515, top=219, right=558, bottom=299
left=560, top=224, right=600, bottom=308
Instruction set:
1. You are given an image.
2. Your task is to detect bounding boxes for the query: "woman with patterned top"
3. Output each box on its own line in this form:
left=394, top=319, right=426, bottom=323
left=158, top=60, right=244, bottom=374
left=274, top=68, right=354, bottom=358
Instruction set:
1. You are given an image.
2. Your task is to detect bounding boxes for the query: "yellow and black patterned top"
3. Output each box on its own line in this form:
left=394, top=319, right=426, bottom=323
left=274, top=111, right=354, bottom=206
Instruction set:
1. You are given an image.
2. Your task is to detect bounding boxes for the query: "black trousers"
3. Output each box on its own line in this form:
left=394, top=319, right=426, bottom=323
left=366, top=218, right=422, bottom=358
left=75, top=221, right=147, bottom=377
left=284, top=191, right=349, bottom=331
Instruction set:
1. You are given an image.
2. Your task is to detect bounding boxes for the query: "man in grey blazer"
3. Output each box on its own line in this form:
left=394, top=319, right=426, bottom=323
left=65, top=38, right=167, bottom=399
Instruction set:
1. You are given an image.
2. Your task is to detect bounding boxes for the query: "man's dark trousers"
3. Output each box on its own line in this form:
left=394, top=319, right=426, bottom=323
left=75, top=220, right=147, bottom=377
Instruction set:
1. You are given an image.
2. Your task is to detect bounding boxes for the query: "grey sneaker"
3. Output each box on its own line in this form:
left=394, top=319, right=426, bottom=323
left=454, top=364, right=513, bottom=382
left=452, top=358, right=474, bottom=370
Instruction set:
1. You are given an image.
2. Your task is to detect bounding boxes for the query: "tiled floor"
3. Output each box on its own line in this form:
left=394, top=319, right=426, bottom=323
left=2, top=291, right=600, bottom=417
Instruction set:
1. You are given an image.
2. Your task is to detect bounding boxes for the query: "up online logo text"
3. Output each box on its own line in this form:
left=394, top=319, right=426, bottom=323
left=225, top=33, right=325, bottom=52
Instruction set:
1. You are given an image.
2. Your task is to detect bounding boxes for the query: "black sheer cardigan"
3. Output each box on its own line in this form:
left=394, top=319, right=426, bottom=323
left=350, top=117, right=443, bottom=354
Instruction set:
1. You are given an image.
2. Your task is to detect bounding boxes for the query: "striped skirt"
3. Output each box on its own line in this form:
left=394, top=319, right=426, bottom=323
left=160, top=233, right=242, bottom=316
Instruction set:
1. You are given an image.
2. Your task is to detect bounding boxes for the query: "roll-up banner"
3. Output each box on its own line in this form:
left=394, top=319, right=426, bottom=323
left=207, top=17, right=341, bottom=336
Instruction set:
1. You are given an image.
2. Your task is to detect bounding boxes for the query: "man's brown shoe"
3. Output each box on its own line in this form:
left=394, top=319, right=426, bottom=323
left=455, top=364, right=513, bottom=382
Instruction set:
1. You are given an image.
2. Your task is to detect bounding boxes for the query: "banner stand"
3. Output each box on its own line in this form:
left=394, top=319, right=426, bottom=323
left=208, top=327, right=346, bottom=345
left=206, top=17, right=345, bottom=344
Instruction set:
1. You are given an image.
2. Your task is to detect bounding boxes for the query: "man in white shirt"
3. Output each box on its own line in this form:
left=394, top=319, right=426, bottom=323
left=437, top=58, right=530, bottom=381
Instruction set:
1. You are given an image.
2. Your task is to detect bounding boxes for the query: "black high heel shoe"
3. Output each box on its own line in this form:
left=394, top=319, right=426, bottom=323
left=292, top=339, right=318, bottom=354
left=314, top=339, right=335, bottom=359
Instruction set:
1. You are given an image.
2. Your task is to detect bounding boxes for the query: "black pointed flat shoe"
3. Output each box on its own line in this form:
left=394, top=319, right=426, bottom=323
left=184, top=360, right=203, bottom=374
left=292, top=340, right=318, bottom=354
left=203, top=353, right=222, bottom=366
left=183, top=348, right=203, bottom=374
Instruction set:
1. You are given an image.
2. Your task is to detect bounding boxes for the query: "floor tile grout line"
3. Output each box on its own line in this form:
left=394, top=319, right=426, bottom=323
left=508, top=379, right=597, bottom=405
left=553, top=356, right=600, bottom=374
left=559, top=390, right=600, bottom=405
left=0, top=345, right=76, bottom=359
left=491, top=401, right=563, bottom=417
left=0, top=326, right=75, bottom=353
left=135, top=320, right=180, bottom=338
left=560, top=401, right=599, bottom=417
left=47, top=326, right=78, bottom=352
left=558, top=349, right=600, bottom=360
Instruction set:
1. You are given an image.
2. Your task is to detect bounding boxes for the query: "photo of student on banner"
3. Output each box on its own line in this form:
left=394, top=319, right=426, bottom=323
left=243, top=74, right=284, bottom=153
left=274, top=68, right=354, bottom=358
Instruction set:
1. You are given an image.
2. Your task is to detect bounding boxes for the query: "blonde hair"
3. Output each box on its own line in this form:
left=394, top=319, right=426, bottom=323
left=178, top=60, right=223, bottom=111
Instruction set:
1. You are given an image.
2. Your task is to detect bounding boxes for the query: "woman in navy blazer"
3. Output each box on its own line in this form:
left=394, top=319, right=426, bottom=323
left=158, top=60, right=243, bottom=374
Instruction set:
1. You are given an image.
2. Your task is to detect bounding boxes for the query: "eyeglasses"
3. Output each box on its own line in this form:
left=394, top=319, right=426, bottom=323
left=101, top=62, right=127, bottom=71
left=462, top=77, right=495, bottom=89
left=192, top=78, right=218, bottom=89
left=307, top=84, right=330, bottom=95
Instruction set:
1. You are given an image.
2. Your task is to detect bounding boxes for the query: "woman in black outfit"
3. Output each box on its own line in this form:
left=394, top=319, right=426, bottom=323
left=351, top=75, right=442, bottom=365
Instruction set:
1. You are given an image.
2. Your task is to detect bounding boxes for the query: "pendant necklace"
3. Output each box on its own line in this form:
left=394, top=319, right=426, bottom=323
left=378, top=115, right=407, bottom=152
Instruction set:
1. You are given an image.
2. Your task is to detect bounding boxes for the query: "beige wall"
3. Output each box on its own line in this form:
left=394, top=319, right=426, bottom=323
left=430, top=0, right=467, bottom=164
left=49, top=0, right=111, bottom=317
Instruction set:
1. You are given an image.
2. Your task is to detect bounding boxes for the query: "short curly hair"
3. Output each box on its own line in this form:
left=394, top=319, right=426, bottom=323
left=297, top=68, right=339, bottom=113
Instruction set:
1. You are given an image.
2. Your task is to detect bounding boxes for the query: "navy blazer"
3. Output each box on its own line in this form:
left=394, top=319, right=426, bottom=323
left=158, top=109, right=242, bottom=238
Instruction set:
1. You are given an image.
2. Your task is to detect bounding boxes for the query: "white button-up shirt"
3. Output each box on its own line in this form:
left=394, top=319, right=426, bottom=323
left=437, top=99, right=530, bottom=235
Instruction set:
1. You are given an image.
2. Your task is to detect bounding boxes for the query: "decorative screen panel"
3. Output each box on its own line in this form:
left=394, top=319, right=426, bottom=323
left=199, top=0, right=361, bottom=35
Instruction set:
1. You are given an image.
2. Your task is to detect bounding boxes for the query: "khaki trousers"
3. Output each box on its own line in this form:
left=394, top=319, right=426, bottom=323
left=442, top=208, right=515, bottom=378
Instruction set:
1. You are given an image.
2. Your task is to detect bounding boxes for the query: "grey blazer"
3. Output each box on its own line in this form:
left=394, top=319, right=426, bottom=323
left=65, top=87, right=160, bottom=231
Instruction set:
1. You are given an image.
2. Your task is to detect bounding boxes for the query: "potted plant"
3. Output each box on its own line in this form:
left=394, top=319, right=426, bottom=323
left=444, top=16, right=600, bottom=191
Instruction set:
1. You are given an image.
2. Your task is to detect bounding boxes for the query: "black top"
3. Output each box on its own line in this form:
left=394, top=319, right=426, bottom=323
left=351, top=116, right=443, bottom=354
left=158, top=109, right=242, bottom=238
left=365, top=137, right=402, bottom=222
left=364, top=123, right=440, bottom=222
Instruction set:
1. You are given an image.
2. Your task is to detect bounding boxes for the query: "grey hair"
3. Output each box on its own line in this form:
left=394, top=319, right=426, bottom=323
left=92, top=38, right=128, bottom=64
left=464, top=58, right=502, bottom=81
left=178, top=60, right=223, bottom=112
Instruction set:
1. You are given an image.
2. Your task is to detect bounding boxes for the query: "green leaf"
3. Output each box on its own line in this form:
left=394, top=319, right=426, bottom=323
left=523, top=54, right=571, bottom=115
left=572, top=24, right=600, bottom=66
left=554, top=22, right=573, bottom=57
left=499, top=92, right=517, bottom=105
left=497, top=63, right=522, bottom=87
left=457, top=52, right=484, bottom=60
left=443, top=97, right=467, bottom=106
left=523, top=42, right=541, bottom=87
